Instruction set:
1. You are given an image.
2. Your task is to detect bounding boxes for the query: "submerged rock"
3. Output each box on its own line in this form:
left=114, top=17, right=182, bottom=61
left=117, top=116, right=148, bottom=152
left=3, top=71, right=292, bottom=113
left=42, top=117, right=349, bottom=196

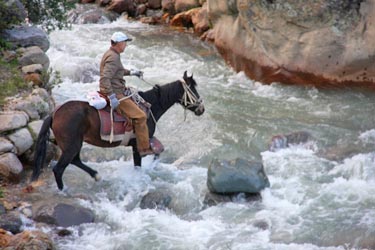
left=140, top=189, right=172, bottom=210
left=269, top=131, right=312, bottom=152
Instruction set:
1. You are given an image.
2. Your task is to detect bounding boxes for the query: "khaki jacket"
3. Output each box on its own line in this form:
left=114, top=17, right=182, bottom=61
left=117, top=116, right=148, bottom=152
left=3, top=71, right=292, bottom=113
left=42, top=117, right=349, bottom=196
left=99, top=48, right=130, bottom=95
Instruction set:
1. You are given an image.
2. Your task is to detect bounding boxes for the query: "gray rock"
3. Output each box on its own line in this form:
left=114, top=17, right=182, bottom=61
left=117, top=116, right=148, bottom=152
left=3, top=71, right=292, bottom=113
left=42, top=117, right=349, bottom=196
left=7, top=128, right=34, bottom=155
left=0, top=211, right=23, bottom=234
left=0, top=111, right=29, bottom=133
left=18, top=46, right=50, bottom=70
left=1, top=25, right=50, bottom=52
left=21, top=63, right=43, bottom=74
left=0, top=153, right=23, bottom=177
left=203, top=192, right=261, bottom=206
left=67, top=3, right=119, bottom=24
left=33, top=201, right=95, bottom=227
left=0, top=137, right=15, bottom=154
left=12, top=94, right=50, bottom=120
left=207, top=158, right=270, bottom=194
left=140, top=190, right=172, bottom=210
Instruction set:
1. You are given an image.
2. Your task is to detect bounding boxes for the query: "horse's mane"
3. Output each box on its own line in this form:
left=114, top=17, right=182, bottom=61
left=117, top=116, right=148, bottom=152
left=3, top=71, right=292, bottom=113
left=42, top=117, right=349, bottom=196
left=140, top=80, right=183, bottom=109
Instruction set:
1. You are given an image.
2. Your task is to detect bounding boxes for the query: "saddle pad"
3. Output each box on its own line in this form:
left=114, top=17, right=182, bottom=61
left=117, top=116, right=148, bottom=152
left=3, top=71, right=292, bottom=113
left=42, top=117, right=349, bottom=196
left=98, top=109, right=133, bottom=140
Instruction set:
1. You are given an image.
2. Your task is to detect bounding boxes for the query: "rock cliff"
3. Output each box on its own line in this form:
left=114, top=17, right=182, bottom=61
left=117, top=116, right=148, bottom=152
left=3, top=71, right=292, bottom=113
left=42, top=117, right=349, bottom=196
left=208, top=0, right=375, bottom=87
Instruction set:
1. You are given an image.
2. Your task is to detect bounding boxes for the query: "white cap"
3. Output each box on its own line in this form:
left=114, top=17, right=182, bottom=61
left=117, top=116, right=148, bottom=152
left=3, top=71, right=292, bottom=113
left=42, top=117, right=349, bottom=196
left=111, top=32, right=132, bottom=42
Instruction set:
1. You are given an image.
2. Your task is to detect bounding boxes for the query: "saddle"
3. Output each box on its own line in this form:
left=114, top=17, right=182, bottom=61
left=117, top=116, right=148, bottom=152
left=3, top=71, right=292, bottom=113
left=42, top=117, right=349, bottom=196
left=89, top=91, right=164, bottom=154
left=97, top=106, right=134, bottom=143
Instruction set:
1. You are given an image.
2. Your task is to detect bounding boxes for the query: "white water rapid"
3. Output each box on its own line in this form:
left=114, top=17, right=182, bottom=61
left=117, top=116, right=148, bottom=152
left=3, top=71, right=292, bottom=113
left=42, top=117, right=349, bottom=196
left=40, top=18, right=375, bottom=250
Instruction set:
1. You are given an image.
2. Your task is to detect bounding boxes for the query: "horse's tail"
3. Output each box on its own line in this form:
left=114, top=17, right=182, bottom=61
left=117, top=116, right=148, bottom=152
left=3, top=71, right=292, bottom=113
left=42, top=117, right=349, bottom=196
left=31, top=115, right=53, bottom=182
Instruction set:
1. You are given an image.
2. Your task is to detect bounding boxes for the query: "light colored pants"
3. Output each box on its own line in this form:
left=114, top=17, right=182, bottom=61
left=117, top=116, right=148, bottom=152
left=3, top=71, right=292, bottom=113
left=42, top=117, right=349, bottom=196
left=116, top=93, right=149, bottom=151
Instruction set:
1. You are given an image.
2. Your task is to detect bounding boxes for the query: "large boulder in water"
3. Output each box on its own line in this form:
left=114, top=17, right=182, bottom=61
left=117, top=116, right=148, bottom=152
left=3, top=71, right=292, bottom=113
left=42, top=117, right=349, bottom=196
left=207, top=158, right=270, bottom=194
left=32, top=200, right=95, bottom=227
left=207, top=0, right=375, bottom=88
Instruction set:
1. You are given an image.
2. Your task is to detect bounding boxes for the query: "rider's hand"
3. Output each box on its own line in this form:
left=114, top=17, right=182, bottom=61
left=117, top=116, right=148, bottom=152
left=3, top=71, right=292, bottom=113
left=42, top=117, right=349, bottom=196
left=130, top=69, right=143, bottom=78
left=108, top=94, right=119, bottom=109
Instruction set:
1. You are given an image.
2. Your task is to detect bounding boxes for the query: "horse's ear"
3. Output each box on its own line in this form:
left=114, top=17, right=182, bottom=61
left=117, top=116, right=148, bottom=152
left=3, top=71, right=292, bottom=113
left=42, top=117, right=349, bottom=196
left=153, top=84, right=161, bottom=97
left=183, top=71, right=188, bottom=80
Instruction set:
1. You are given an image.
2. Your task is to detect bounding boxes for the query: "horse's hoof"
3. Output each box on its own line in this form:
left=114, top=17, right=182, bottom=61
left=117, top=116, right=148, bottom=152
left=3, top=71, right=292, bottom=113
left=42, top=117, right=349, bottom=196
left=94, top=174, right=101, bottom=181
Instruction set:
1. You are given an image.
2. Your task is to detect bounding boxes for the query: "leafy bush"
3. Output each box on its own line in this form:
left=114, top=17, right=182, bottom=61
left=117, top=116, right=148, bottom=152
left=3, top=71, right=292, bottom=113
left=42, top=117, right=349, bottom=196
left=0, top=1, right=25, bottom=31
left=0, top=57, right=29, bottom=107
left=22, top=0, right=77, bottom=33
left=0, top=0, right=77, bottom=33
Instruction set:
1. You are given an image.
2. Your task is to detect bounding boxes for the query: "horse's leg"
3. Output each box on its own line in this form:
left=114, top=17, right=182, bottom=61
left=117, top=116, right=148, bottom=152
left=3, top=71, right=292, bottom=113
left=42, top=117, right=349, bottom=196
left=71, top=155, right=101, bottom=181
left=130, top=139, right=142, bottom=167
left=53, top=152, right=75, bottom=190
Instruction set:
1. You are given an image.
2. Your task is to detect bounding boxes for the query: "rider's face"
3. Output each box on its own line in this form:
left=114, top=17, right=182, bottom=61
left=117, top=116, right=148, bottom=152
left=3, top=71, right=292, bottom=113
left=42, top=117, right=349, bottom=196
left=119, top=41, right=127, bottom=53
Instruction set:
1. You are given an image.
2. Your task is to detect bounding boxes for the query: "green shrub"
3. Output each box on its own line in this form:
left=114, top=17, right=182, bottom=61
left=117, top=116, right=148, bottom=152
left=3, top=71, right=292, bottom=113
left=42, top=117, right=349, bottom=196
left=0, top=57, right=29, bottom=107
left=22, top=0, right=77, bottom=33
left=0, top=0, right=77, bottom=33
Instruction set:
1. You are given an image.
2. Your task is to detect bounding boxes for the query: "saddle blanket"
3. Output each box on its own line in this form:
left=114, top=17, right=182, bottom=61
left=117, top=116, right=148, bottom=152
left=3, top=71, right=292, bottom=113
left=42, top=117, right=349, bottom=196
left=97, top=107, right=164, bottom=155
left=98, top=107, right=134, bottom=145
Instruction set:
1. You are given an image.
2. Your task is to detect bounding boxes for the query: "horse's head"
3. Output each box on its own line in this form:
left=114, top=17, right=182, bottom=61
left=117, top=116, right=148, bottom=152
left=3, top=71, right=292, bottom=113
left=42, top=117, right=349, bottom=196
left=180, top=71, right=205, bottom=116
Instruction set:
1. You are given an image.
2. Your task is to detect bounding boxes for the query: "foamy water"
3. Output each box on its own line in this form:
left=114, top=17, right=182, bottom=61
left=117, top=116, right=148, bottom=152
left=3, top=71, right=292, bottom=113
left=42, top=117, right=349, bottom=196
left=42, top=18, right=375, bottom=250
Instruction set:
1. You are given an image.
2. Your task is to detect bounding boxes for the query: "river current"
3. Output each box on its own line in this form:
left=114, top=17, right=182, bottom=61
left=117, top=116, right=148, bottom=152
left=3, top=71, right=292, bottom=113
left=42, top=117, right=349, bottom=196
left=41, top=18, right=375, bottom=250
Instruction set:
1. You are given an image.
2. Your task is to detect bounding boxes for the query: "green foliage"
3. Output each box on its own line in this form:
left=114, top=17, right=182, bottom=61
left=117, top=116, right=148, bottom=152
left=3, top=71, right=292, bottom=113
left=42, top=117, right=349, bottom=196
left=0, top=57, right=29, bottom=107
left=0, top=1, right=24, bottom=31
left=0, top=187, right=3, bottom=198
left=22, top=0, right=77, bottom=33
left=0, top=38, right=12, bottom=51
left=41, top=68, right=63, bottom=93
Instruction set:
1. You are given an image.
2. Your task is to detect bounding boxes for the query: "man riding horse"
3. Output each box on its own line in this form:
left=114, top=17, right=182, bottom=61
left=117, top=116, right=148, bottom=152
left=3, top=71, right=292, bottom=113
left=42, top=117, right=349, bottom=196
left=99, top=31, right=153, bottom=157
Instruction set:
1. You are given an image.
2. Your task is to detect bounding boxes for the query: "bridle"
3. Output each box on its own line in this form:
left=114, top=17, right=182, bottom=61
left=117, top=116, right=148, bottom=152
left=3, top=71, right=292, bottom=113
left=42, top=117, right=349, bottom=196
left=180, top=79, right=203, bottom=111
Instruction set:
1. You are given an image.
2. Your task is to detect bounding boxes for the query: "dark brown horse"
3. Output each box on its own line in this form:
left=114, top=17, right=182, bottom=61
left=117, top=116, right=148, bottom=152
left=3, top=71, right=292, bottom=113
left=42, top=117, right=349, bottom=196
left=31, top=71, right=204, bottom=190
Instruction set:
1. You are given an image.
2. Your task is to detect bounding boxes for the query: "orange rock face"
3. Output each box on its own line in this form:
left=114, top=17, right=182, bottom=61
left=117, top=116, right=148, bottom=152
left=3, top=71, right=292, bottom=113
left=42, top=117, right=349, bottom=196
left=208, top=0, right=375, bottom=88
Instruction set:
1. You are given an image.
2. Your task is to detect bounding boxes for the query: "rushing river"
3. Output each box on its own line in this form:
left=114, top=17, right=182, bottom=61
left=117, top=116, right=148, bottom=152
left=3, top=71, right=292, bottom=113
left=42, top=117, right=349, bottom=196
left=41, top=17, right=375, bottom=250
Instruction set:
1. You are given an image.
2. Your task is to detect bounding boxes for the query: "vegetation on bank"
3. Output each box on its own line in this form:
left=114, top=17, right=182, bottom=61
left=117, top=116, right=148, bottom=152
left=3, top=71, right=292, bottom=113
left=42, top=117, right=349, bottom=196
left=0, top=0, right=76, bottom=33
left=0, top=53, right=28, bottom=107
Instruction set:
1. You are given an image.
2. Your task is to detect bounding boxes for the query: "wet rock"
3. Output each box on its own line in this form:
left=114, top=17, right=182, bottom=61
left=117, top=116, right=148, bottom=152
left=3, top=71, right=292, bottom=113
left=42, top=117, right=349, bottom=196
left=191, top=3, right=209, bottom=35
left=269, top=131, right=312, bottom=152
left=0, top=153, right=23, bottom=179
left=147, top=0, right=162, bottom=9
left=0, top=229, right=55, bottom=250
left=203, top=192, right=261, bottom=206
left=33, top=200, right=95, bottom=227
left=1, top=25, right=50, bottom=52
left=140, top=190, right=172, bottom=210
left=57, top=228, right=72, bottom=237
left=7, top=128, right=33, bottom=155
left=67, top=3, right=119, bottom=24
left=0, top=212, right=23, bottom=234
left=21, top=64, right=43, bottom=74
left=137, top=4, right=147, bottom=15
left=162, top=0, right=176, bottom=15
left=207, top=158, right=270, bottom=194
left=253, top=220, right=269, bottom=230
left=18, top=46, right=50, bottom=71
left=0, top=111, right=29, bottom=133
left=175, top=0, right=199, bottom=13
left=106, top=0, right=137, bottom=17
